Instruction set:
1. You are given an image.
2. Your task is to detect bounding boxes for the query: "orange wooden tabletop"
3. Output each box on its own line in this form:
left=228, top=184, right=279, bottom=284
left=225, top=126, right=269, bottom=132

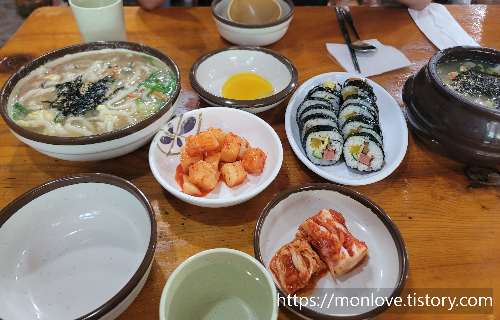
left=0, top=5, right=499, bottom=320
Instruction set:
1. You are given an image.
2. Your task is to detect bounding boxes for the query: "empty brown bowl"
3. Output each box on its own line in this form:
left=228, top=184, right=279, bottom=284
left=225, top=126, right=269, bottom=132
left=403, top=46, right=500, bottom=167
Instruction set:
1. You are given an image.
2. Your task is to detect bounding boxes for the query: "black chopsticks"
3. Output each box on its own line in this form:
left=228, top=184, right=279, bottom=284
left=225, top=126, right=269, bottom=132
left=335, top=6, right=361, bottom=73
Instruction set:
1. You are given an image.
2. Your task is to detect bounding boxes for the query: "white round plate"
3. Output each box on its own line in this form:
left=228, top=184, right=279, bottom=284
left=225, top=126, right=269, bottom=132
left=285, top=72, right=408, bottom=186
left=254, top=183, right=409, bottom=319
left=149, top=107, right=283, bottom=208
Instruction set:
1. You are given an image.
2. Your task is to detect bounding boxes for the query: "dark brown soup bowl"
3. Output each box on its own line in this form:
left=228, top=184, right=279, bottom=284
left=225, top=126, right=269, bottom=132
left=0, top=41, right=181, bottom=161
left=403, top=46, right=500, bottom=167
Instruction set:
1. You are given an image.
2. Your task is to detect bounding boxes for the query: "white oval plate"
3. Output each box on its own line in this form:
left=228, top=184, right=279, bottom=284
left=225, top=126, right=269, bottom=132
left=149, top=107, right=283, bottom=208
left=254, top=183, right=409, bottom=319
left=285, top=72, right=408, bottom=186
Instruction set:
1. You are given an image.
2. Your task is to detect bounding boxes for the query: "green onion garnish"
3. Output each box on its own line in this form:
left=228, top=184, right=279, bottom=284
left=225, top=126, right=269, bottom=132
left=140, top=70, right=162, bottom=86
left=142, top=55, right=156, bottom=67
left=54, top=112, right=64, bottom=123
left=155, top=99, right=165, bottom=111
left=14, top=103, right=30, bottom=115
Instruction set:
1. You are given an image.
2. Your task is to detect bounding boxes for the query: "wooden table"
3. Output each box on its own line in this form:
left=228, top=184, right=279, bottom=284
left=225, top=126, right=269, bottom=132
left=1, top=5, right=499, bottom=320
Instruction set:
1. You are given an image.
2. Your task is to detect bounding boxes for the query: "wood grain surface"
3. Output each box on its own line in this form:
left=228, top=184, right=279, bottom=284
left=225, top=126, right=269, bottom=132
left=0, top=5, right=499, bottom=320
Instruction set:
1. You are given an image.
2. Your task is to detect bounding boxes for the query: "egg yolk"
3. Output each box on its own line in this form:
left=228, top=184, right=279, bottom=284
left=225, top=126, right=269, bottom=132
left=222, top=72, right=274, bottom=100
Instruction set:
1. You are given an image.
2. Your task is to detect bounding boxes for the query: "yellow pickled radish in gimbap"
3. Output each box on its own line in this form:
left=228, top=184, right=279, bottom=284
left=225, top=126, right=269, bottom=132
left=324, top=80, right=337, bottom=90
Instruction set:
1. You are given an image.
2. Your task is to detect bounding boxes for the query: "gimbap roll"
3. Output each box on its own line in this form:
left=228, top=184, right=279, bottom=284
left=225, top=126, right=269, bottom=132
left=343, top=132, right=385, bottom=171
left=341, top=78, right=376, bottom=101
left=307, top=83, right=342, bottom=109
left=296, top=97, right=334, bottom=124
left=342, top=94, right=378, bottom=113
left=302, top=125, right=344, bottom=166
left=298, top=104, right=338, bottom=124
left=341, top=115, right=383, bottom=145
left=338, top=103, right=379, bottom=127
left=299, top=113, right=338, bottom=140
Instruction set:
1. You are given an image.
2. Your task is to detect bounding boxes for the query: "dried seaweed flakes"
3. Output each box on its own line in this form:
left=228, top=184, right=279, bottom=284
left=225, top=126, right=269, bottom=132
left=44, top=75, right=124, bottom=116
left=450, top=67, right=500, bottom=107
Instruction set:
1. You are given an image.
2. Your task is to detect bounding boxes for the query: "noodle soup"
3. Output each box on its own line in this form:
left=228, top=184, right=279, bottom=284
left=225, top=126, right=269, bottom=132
left=7, top=48, right=177, bottom=137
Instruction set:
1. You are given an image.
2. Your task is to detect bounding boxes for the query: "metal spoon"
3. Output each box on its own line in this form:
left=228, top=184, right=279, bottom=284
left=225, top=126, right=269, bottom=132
left=341, top=6, right=377, bottom=52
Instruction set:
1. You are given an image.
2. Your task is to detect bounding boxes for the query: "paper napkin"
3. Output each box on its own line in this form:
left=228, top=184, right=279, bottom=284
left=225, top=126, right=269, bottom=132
left=326, top=39, right=412, bottom=78
left=408, top=3, right=480, bottom=50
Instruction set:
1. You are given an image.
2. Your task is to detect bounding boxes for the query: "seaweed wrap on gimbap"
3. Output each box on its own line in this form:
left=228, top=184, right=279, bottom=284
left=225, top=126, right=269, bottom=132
left=299, top=113, right=338, bottom=140
left=298, top=104, right=338, bottom=124
left=341, top=78, right=376, bottom=101
left=341, top=115, right=383, bottom=145
left=342, top=94, right=378, bottom=113
left=338, top=102, right=379, bottom=127
left=296, top=97, right=334, bottom=124
left=302, top=125, right=344, bottom=166
left=306, top=81, right=342, bottom=110
left=343, top=132, right=385, bottom=172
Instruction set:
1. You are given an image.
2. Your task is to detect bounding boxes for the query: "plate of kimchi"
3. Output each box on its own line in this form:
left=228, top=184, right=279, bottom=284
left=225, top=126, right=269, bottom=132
left=149, top=107, right=283, bottom=208
left=254, top=183, right=408, bottom=319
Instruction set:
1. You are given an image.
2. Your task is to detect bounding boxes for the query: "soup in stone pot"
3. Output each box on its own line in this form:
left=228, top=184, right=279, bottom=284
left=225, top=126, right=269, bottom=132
left=436, top=59, right=500, bottom=109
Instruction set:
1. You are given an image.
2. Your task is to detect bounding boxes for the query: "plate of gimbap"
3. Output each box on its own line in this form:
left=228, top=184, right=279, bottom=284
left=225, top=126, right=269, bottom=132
left=285, top=72, right=408, bottom=186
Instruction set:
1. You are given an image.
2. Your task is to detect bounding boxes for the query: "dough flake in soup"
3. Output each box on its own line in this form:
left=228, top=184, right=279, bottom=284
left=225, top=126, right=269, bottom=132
left=7, top=49, right=177, bottom=137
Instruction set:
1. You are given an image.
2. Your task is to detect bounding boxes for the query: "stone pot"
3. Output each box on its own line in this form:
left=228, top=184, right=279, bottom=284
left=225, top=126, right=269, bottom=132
left=403, top=46, right=500, bottom=167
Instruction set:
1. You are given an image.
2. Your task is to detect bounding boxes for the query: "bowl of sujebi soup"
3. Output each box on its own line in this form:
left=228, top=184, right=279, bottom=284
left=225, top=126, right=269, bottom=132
left=403, top=46, right=500, bottom=167
left=0, top=41, right=181, bottom=161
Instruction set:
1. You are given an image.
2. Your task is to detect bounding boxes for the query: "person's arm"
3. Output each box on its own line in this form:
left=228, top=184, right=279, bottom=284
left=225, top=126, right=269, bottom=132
left=137, top=0, right=166, bottom=10
left=396, top=0, right=431, bottom=10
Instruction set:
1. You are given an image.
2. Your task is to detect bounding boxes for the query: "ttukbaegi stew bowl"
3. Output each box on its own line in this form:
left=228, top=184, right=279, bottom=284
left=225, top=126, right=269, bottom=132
left=0, top=173, right=156, bottom=320
left=0, top=41, right=181, bottom=161
left=403, top=46, right=500, bottom=167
